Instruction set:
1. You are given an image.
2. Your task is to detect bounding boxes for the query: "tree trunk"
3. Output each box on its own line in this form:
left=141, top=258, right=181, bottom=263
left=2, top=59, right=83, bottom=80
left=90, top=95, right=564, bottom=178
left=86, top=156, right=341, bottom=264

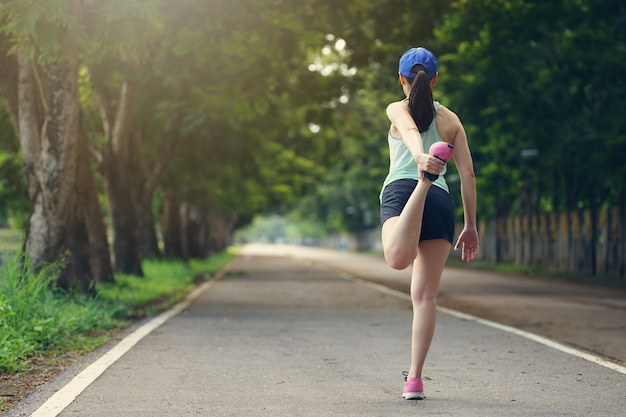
left=130, top=129, right=161, bottom=260
left=77, top=122, right=114, bottom=285
left=162, top=190, right=184, bottom=258
left=97, top=80, right=143, bottom=275
left=184, top=204, right=209, bottom=259
left=94, top=81, right=183, bottom=265
left=104, top=146, right=142, bottom=275
left=136, top=190, right=161, bottom=260
left=132, top=126, right=183, bottom=260
left=17, top=53, right=68, bottom=269
left=207, top=209, right=235, bottom=253
left=179, top=202, right=193, bottom=260
left=0, top=6, right=114, bottom=291
left=13, top=34, right=112, bottom=290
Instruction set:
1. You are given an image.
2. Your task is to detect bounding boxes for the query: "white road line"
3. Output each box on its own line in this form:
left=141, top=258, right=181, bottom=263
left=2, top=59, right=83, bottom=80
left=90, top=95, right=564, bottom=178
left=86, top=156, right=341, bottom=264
left=332, top=268, right=626, bottom=376
left=30, top=267, right=231, bottom=417
left=27, top=254, right=626, bottom=417
left=435, top=305, right=626, bottom=375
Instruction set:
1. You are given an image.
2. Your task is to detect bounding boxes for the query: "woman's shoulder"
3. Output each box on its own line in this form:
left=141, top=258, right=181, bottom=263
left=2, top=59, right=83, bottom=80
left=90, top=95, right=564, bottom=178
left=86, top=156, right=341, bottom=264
left=435, top=104, right=463, bottom=142
left=386, top=100, right=411, bottom=138
left=386, top=99, right=409, bottom=115
left=436, top=104, right=461, bottom=123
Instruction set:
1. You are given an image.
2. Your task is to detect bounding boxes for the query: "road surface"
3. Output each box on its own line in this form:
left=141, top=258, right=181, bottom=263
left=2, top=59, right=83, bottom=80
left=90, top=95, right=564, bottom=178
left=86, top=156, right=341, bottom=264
left=5, top=244, right=625, bottom=417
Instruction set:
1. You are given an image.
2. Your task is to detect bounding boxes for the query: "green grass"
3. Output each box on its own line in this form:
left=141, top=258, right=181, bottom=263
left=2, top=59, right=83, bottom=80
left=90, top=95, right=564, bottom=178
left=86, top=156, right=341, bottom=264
left=0, top=228, right=23, bottom=253
left=0, top=253, right=118, bottom=372
left=446, top=257, right=626, bottom=288
left=97, top=260, right=196, bottom=318
left=0, top=249, right=235, bottom=373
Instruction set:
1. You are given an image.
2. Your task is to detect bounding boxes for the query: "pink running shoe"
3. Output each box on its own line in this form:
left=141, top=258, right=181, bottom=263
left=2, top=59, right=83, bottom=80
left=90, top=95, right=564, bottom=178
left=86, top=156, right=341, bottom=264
left=402, top=371, right=425, bottom=400
left=423, top=141, right=455, bottom=182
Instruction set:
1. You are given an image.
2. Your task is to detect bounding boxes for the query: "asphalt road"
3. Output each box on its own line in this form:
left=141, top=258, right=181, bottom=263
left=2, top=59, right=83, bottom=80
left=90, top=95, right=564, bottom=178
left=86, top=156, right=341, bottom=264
left=269, top=244, right=626, bottom=363
left=6, top=244, right=626, bottom=417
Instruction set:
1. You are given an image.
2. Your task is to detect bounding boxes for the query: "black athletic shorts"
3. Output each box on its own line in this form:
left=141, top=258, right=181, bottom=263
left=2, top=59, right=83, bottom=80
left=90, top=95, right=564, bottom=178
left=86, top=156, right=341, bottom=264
left=380, top=179, right=455, bottom=244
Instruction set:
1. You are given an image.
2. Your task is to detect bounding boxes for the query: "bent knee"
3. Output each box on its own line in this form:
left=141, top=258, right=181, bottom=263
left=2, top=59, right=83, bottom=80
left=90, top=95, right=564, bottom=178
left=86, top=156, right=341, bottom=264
left=384, top=249, right=415, bottom=270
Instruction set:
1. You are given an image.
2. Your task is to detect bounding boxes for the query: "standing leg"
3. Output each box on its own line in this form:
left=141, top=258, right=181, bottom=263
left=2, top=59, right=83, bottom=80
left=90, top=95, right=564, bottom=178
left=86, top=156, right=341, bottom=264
left=402, top=239, right=451, bottom=399
left=408, top=239, right=451, bottom=377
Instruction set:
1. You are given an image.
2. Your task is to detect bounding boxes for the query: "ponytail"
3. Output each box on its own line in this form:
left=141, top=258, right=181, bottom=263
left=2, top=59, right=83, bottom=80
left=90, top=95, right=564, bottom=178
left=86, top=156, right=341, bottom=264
left=406, top=64, right=435, bottom=133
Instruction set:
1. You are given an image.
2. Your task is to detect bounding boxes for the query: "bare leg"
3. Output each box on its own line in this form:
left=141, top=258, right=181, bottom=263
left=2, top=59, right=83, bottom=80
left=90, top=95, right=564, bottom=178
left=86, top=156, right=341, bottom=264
left=381, top=180, right=433, bottom=270
left=407, top=239, right=451, bottom=378
left=382, top=142, right=454, bottom=270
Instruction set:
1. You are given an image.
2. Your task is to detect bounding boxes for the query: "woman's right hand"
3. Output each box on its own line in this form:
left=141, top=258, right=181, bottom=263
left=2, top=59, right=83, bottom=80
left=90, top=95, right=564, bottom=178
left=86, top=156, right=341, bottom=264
left=415, top=152, right=445, bottom=180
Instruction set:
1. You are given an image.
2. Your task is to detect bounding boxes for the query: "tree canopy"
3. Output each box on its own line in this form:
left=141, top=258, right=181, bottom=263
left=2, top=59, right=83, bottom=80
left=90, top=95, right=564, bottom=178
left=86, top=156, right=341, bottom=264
left=0, top=0, right=624, bottom=286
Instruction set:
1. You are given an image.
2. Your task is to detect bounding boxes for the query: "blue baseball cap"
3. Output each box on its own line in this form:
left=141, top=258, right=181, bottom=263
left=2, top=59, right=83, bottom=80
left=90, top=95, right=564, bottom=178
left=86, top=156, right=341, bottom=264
left=398, top=47, right=438, bottom=79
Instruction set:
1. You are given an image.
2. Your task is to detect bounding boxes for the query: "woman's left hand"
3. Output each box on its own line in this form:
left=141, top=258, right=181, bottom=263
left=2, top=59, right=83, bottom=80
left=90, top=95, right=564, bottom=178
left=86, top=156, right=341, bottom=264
left=454, top=227, right=479, bottom=263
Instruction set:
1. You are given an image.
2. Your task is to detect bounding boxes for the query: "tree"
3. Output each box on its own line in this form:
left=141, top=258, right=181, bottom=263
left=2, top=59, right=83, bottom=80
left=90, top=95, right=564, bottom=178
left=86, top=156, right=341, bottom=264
left=0, top=0, right=113, bottom=290
left=436, top=0, right=626, bottom=273
left=0, top=102, right=27, bottom=227
left=79, top=1, right=166, bottom=274
left=155, top=0, right=363, bottom=254
left=285, top=0, right=453, bottom=233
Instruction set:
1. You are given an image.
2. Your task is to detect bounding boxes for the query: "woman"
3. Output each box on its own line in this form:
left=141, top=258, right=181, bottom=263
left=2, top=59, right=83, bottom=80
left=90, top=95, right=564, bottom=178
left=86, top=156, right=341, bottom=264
left=379, top=47, right=479, bottom=399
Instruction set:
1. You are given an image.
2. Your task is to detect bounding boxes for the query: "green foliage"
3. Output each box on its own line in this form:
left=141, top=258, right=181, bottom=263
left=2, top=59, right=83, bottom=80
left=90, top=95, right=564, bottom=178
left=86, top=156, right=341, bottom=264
left=0, top=250, right=234, bottom=373
left=0, top=252, right=118, bottom=372
left=150, top=0, right=350, bottom=222
left=235, top=214, right=329, bottom=243
left=97, top=252, right=235, bottom=318
left=0, top=1, right=71, bottom=59
left=0, top=103, right=27, bottom=227
left=96, top=260, right=194, bottom=318
left=2, top=0, right=624, bottom=261
left=0, top=152, right=26, bottom=225
left=446, top=256, right=626, bottom=288
left=288, top=56, right=400, bottom=232
left=437, top=0, right=626, bottom=218
left=188, top=251, right=235, bottom=277
left=235, top=215, right=290, bottom=243
left=0, top=228, right=23, bottom=252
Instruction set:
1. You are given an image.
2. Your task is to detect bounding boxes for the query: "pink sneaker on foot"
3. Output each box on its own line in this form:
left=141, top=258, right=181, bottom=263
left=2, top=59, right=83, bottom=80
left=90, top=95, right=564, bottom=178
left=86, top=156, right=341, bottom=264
left=402, top=371, right=425, bottom=400
left=423, top=141, right=455, bottom=182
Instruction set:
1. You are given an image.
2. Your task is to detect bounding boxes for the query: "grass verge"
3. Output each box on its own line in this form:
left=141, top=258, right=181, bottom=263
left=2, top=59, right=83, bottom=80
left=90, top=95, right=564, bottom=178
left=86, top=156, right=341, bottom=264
left=446, top=256, right=626, bottom=288
left=0, top=228, right=23, bottom=254
left=0, top=249, right=235, bottom=411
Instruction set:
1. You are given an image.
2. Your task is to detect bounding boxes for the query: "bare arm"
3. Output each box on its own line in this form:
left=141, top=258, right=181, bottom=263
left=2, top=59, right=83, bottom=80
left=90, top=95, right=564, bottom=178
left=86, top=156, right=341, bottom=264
left=385, top=101, right=445, bottom=179
left=442, top=108, right=479, bottom=261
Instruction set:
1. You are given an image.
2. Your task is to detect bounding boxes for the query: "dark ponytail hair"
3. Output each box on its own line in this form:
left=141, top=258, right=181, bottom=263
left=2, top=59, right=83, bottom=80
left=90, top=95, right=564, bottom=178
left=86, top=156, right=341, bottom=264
left=406, top=64, right=435, bottom=133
